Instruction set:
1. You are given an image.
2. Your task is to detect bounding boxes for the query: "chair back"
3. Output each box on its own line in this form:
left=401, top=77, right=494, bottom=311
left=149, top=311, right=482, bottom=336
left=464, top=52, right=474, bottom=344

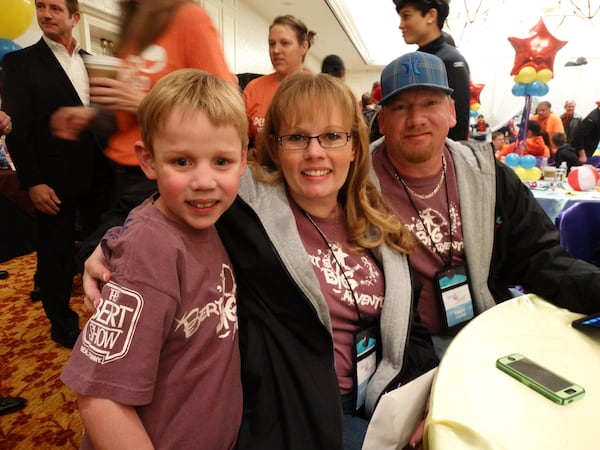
left=557, top=202, right=600, bottom=266
left=587, top=155, right=600, bottom=168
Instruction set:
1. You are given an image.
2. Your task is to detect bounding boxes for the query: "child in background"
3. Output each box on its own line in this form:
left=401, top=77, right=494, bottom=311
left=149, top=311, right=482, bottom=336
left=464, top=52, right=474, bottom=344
left=496, top=120, right=550, bottom=159
left=552, top=132, right=582, bottom=172
left=61, top=69, right=248, bottom=449
left=471, top=114, right=490, bottom=141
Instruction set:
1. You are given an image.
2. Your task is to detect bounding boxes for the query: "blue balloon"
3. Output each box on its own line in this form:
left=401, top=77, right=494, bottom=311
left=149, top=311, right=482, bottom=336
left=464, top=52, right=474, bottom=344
left=521, top=154, right=536, bottom=169
left=526, top=81, right=545, bottom=96
left=470, top=109, right=478, bottom=118
left=0, top=38, right=21, bottom=66
left=512, top=83, right=527, bottom=97
left=505, top=153, right=521, bottom=168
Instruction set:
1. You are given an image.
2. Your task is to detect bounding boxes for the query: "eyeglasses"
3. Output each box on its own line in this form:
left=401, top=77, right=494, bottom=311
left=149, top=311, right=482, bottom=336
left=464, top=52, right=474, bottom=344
left=277, top=132, right=351, bottom=150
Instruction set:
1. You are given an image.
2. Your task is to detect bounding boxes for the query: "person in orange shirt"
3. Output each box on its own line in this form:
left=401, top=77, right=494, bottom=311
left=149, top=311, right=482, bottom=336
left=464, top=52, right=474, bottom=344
left=530, top=101, right=564, bottom=154
left=243, top=15, right=316, bottom=146
left=48, top=0, right=235, bottom=270
left=497, top=120, right=550, bottom=159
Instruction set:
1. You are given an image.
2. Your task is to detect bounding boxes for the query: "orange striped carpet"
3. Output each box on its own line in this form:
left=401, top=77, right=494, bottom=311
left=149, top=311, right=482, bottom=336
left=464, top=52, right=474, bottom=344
left=1, top=252, right=90, bottom=449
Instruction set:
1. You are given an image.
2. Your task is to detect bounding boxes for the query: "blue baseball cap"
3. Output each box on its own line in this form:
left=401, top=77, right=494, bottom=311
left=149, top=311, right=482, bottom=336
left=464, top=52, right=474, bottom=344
left=379, top=52, right=453, bottom=105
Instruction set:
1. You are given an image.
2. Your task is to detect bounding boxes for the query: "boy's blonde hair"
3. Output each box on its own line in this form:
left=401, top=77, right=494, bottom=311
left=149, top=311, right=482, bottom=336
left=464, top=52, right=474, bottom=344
left=254, top=72, right=414, bottom=255
left=137, top=69, right=248, bottom=152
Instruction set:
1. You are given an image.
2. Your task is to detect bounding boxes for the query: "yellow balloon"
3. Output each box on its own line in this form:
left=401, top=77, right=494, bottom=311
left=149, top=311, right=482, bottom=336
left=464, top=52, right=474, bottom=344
left=0, top=0, right=35, bottom=40
left=471, top=103, right=480, bottom=112
left=514, top=166, right=527, bottom=180
left=524, top=167, right=542, bottom=181
left=536, top=69, right=553, bottom=84
left=517, top=66, right=536, bottom=84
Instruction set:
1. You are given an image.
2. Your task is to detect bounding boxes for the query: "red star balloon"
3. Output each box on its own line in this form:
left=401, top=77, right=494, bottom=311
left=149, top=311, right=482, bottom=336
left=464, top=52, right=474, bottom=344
left=508, top=19, right=567, bottom=76
left=469, top=78, right=485, bottom=105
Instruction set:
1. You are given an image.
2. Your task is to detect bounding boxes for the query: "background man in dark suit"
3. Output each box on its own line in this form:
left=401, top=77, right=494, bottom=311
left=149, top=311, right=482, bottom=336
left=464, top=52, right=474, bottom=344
left=1, top=0, right=112, bottom=348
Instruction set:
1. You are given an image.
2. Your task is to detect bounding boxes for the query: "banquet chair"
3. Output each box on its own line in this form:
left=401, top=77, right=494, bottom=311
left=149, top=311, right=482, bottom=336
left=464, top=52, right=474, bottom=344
left=556, top=202, right=600, bottom=266
left=587, top=155, right=600, bottom=168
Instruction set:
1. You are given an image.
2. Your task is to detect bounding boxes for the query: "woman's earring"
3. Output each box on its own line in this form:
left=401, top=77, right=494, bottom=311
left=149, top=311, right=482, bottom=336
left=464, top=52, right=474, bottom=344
left=428, top=20, right=433, bottom=24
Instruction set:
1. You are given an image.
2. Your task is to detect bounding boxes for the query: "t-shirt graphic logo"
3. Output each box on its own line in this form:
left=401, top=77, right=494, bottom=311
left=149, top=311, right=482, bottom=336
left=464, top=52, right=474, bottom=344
left=408, top=203, right=464, bottom=255
left=310, top=243, right=383, bottom=310
left=175, top=264, right=237, bottom=340
left=80, top=281, right=143, bottom=364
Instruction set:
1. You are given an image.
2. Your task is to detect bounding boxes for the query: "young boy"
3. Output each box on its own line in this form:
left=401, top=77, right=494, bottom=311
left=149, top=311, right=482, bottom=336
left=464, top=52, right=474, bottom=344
left=61, top=69, right=248, bottom=449
left=552, top=131, right=582, bottom=171
left=497, top=120, right=550, bottom=159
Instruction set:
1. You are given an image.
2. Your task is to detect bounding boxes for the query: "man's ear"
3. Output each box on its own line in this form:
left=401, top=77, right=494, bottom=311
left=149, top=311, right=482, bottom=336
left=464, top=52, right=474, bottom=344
left=135, top=141, right=157, bottom=180
left=72, top=12, right=81, bottom=27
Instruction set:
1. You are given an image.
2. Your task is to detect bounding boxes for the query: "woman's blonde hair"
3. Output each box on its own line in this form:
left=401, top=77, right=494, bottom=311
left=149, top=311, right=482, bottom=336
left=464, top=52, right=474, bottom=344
left=137, top=69, right=248, bottom=151
left=254, top=72, right=414, bottom=254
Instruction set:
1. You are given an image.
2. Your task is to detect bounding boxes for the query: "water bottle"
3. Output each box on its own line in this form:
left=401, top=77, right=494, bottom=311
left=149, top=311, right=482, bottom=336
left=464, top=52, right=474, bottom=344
left=557, top=161, right=567, bottom=184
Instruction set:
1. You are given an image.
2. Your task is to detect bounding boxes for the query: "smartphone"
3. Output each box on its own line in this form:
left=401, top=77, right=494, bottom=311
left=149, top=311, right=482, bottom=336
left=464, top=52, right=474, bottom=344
left=572, top=312, right=600, bottom=330
left=496, top=353, right=585, bottom=405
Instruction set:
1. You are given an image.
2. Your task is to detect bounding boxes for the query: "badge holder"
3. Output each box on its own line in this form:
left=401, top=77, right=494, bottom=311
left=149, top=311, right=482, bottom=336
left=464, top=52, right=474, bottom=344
left=435, top=263, right=475, bottom=329
left=352, top=324, right=380, bottom=414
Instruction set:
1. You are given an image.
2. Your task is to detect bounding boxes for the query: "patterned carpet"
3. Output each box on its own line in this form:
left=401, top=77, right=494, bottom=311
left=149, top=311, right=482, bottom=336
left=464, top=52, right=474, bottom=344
left=0, top=252, right=89, bottom=449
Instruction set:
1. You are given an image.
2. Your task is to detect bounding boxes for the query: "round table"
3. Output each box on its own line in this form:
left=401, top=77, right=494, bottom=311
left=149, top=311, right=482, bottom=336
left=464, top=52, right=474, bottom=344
left=425, top=294, right=600, bottom=450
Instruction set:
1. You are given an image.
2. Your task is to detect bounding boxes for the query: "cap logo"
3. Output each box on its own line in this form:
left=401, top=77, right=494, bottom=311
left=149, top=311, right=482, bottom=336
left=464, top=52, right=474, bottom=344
left=378, top=52, right=453, bottom=106
left=404, top=60, right=421, bottom=75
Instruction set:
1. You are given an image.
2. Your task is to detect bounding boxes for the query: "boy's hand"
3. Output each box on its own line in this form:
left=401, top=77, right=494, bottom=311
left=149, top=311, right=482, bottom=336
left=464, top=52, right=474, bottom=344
left=83, top=245, right=111, bottom=312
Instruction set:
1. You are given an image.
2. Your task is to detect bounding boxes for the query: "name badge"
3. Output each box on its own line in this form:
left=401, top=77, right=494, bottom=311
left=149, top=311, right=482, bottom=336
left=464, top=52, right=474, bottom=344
left=435, top=263, right=474, bottom=328
left=353, top=325, right=379, bottom=412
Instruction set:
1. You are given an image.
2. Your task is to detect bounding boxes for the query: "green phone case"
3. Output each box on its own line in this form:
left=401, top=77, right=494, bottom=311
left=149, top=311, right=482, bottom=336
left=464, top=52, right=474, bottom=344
left=496, top=353, right=585, bottom=405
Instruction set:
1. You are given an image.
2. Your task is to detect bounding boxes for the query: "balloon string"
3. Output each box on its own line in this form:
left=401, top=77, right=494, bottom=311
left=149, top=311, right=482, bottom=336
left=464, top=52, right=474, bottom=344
left=514, top=95, right=532, bottom=157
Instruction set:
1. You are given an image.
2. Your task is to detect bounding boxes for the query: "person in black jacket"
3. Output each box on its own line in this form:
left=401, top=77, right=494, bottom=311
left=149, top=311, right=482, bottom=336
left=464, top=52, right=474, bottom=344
left=372, top=51, right=600, bottom=361
left=572, top=103, right=600, bottom=163
left=560, top=99, right=582, bottom=144
left=392, top=0, right=471, bottom=141
left=552, top=132, right=581, bottom=171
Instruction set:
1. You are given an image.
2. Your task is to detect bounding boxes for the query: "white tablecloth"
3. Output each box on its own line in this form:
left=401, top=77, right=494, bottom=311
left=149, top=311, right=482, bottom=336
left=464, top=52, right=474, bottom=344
left=531, top=184, right=600, bottom=223
left=425, top=295, right=600, bottom=450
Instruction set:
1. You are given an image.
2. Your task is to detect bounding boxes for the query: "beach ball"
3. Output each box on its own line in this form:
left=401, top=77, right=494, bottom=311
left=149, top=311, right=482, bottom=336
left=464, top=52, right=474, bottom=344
left=567, top=166, right=600, bottom=191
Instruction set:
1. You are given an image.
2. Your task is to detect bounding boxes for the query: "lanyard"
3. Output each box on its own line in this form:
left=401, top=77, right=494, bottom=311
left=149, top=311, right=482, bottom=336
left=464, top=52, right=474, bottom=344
left=303, top=210, right=366, bottom=327
left=393, top=155, right=454, bottom=268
